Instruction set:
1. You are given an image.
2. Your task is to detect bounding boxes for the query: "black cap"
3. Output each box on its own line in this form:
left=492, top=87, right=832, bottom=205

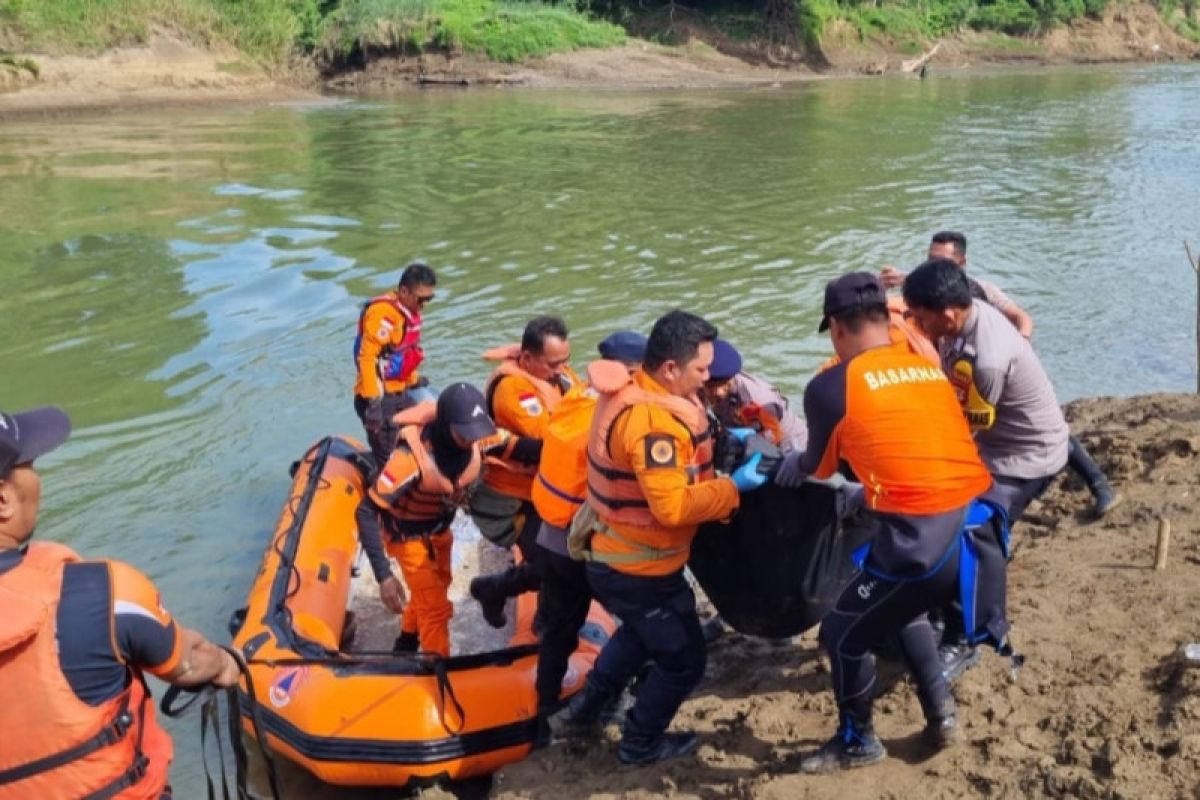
left=436, top=383, right=497, bottom=443
left=708, top=338, right=743, bottom=382
left=818, top=272, right=888, bottom=332
left=597, top=330, right=648, bottom=364
left=0, top=406, right=72, bottom=478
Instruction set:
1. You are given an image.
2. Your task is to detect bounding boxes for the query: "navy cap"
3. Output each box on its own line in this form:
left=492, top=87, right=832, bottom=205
left=436, top=383, right=497, bottom=443
left=708, top=338, right=743, bottom=382
left=0, top=406, right=72, bottom=478
left=818, top=272, right=887, bottom=332
left=597, top=330, right=648, bottom=364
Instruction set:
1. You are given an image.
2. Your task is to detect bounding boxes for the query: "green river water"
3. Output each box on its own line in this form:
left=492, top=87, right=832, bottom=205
left=1, top=63, right=1198, bottom=796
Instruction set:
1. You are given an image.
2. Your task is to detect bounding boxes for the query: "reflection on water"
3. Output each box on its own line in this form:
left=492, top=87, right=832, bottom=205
left=1, top=63, right=1198, bottom=796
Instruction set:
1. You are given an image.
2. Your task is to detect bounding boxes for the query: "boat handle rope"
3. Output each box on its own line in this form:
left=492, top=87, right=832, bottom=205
left=234, top=653, right=474, bottom=738
left=161, top=646, right=282, bottom=800
left=433, top=659, right=467, bottom=736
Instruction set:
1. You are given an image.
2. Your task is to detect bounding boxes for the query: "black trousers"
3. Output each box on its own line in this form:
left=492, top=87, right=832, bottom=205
left=483, top=501, right=544, bottom=599
left=353, top=392, right=418, bottom=464
left=586, top=564, right=706, bottom=739
left=820, top=546, right=959, bottom=722
left=535, top=546, right=593, bottom=713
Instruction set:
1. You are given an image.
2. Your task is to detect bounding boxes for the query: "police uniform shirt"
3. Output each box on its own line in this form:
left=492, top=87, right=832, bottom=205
left=940, top=300, right=1069, bottom=480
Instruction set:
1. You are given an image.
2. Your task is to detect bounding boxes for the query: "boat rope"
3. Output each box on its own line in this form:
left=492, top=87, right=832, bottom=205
left=161, top=647, right=282, bottom=800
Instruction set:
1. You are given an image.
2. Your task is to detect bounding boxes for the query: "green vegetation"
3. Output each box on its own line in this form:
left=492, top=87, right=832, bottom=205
left=0, top=0, right=1193, bottom=66
left=0, top=0, right=624, bottom=65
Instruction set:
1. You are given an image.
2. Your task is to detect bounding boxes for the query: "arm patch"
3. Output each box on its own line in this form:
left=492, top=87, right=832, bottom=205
left=644, top=434, right=677, bottom=468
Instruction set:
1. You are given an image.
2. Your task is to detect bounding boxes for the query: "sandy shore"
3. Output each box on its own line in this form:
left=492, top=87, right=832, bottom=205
left=490, top=392, right=1200, bottom=799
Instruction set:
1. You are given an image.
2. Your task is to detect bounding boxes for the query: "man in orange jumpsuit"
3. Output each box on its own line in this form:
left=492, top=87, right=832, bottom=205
left=355, top=383, right=540, bottom=656
left=0, top=407, right=241, bottom=800
left=353, top=262, right=438, bottom=462
left=551, top=310, right=770, bottom=766
left=468, top=316, right=581, bottom=628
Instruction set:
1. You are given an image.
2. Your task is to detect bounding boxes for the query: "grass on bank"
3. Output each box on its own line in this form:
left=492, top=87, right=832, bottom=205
left=320, top=0, right=624, bottom=63
left=0, top=0, right=624, bottom=64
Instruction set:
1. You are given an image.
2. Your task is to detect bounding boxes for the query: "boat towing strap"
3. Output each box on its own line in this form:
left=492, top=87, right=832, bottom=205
left=161, top=646, right=282, bottom=800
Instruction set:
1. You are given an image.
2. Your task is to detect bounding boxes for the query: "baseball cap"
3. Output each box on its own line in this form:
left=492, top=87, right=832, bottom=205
left=597, top=330, right=648, bottom=364
left=708, top=338, right=743, bottom=382
left=818, top=272, right=888, bottom=332
left=436, top=383, right=497, bottom=443
left=0, top=406, right=72, bottom=478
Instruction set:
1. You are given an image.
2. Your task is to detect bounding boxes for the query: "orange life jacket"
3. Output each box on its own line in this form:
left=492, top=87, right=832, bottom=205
left=0, top=542, right=172, bottom=800
left=369, top=402, right=482, bottom=536
left=585, top=363, right=715, bottom=530
left=353, top=293, right=424, bottom=395
left=481, top=344, right=576, bottom=500
left=530, top=383, right=600, bottom=528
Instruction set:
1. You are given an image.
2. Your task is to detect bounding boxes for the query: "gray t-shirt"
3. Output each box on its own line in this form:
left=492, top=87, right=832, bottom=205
left=940, top=300, right=1068, bottom=480
left=731, top=372, right=808, bottom=452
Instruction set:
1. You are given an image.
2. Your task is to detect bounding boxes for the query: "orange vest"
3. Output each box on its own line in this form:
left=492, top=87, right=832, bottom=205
left=0, top=543, right=172, bottom=800
left=530, top=383, right=599, bottom=528
left=586, top=367, right=715, bottom=530
left=369, top=402, right=482, bottom=536
left=481, top=345, right=576, bottom=501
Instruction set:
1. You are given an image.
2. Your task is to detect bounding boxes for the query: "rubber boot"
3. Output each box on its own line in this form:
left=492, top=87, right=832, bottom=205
left=799, top=707, right=886, bottom=773
left=392, top=631, right=419, bottom=654
left=617, top=730, right=699, bottom=766
left=469, top=574, right=510, bottom=629
left=548, top=681, right=619, bottom=739
left=1090, top=480, right=1122, bottom=518
left=1068, top=435, right=1122, bottom=517
left=920, top=698, right=961, bottom=750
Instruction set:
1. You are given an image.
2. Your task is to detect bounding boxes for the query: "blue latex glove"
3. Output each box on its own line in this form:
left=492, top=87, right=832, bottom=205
left=731, top=452, right=768, bottom=492
left=727, top=427, right=755, bottom=442
left=773, top=450, right=807, bottom=488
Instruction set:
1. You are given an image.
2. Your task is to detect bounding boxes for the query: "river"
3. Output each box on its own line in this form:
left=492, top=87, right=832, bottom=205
left=0, top=62, right=1197, bottom=797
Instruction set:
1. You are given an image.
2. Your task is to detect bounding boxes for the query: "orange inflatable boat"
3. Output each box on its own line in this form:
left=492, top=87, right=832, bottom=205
left=230, top=436, right=614, bottom=788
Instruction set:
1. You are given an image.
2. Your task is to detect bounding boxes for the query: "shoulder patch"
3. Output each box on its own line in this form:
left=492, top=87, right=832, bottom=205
left=518, top=392, right=542, bottom=416
left=645, top=434, right=677, bottom=468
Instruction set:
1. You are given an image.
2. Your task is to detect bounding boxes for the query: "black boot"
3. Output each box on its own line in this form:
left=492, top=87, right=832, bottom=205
left=469, top=574, right=509, bottom=629
left=799, top=709, right=886, bottom=773
left=1090, top=480, right=1122, bottom=518
left=392, top=631, right=419, bottom=654
left=548, top=681, right=619, bottom=738
left=920, top=698, right=961, bottom=750
left=1068, top=435, right=1122, bottom=517
left=617, top=730, right=699, bottom=766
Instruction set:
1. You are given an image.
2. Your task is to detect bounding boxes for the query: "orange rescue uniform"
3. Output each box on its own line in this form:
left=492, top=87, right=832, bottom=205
left=353, top=292, right=424, bottom=400
left=802, top=342, right=991, bottom=516
left=361, top=404, right=484, bottom=657
left=586, top=369, right=740, bottom=576
left=483, top=348, right=581, bottom=502
left=0, top=543, right=176, bottom=800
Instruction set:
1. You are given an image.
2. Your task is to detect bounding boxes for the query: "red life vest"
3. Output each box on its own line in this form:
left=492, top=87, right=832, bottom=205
left=354, top=293, right=425, bottom=386
left=0, top=542, right=172, bottom=800
left=368, top=402, right=483, bottom=536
